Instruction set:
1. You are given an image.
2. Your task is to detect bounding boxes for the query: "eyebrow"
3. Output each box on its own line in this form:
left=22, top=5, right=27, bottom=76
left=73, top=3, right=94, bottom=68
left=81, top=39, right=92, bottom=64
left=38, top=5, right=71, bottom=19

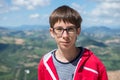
left=54, top=26, right=76, bottom=28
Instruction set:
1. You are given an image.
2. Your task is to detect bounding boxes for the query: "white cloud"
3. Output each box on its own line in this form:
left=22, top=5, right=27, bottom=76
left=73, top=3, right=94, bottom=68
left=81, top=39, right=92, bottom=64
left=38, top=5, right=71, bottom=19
left=0, top=4, right=3, bottom=7
left=0, top=0, right=51, bottom=14
left=84, top=1, right=120, bottom=27
left=91, top=2, right=120, bottom=17
left=0, top=0, right=20, bottom=14
left=90, top=0, right=120, bottom=2
left=0, top=0, right=9, bottom=14
left=71, top=3, right=83, bottom=12
left=12, top=0, right=51, bottom=10
left=10, top=6, right=20, bottom=11
left=3, top=17, right=8, bottom=21
left=29, top=13, right=40, bottom=19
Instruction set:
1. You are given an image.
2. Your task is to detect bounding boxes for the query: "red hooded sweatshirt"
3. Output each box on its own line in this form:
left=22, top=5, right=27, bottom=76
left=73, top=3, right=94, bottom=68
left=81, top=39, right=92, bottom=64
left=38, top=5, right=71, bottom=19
left=38, top=48, right=108, bottom=80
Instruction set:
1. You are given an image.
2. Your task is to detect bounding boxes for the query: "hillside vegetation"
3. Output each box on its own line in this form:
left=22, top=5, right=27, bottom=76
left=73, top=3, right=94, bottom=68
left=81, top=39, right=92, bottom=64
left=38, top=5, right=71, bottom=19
left=0, top=26, right=120, bottom=80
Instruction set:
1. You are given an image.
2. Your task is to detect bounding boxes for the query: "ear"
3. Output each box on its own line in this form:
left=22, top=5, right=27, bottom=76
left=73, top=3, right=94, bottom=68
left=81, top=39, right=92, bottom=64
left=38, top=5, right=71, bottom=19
left=49, top=28, right=55, bottom=38
left=77, top=28, right=81, bottom=36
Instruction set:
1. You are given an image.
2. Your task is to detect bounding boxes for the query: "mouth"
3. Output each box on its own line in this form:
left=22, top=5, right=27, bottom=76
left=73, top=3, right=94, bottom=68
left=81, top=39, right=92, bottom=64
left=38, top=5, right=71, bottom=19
left=61, top=41, right=70, bottom=45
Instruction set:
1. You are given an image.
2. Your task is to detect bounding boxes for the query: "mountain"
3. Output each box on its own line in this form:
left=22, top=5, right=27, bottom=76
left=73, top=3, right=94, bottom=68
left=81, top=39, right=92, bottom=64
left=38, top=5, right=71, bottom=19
left=77, top=34, right=107, bottom=47
left=0, top=25, right=120, bottom=80
left=9, top=25, right=49, bottom=31
left=0, top=27, right=9, bottom=31
left=0, top=27, right=12, bottom=36
left=82, top=26, right=120, bottom=39
left=83, top=26, right=112, bottom=34
left=1, top=25, right=120, bottom=39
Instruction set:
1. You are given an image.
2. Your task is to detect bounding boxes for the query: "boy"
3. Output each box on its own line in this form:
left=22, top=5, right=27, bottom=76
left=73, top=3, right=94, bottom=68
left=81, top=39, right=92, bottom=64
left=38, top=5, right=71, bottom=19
left=38, top=5, right=108, bottom=80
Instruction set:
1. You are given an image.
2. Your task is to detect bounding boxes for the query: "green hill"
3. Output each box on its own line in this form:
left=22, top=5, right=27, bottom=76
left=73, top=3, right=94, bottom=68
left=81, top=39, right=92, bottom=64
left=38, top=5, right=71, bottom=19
left=0, top=26, right=120, bottom=80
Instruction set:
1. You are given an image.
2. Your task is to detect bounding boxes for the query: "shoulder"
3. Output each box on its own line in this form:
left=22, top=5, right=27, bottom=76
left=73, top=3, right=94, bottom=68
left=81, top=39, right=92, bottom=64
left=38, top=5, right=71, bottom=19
left=38, top=49, right=56, bottom=72
left=83, top=48, right=103, bottom=63
left=79, top=47, right=107, bottom=76
left=38, top=49, right=56, bottom=66
left=82, top=47, right=106, bottom=69
left=43, top=49, right=56, bottom=61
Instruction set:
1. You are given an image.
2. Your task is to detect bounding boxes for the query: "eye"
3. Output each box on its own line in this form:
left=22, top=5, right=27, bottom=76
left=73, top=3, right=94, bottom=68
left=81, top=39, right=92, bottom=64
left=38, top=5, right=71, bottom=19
left=54, top=27, right=63, bottom=32
left=56, top=27, right=63, bottom=30
left=67, top=27, right=75, bottom=32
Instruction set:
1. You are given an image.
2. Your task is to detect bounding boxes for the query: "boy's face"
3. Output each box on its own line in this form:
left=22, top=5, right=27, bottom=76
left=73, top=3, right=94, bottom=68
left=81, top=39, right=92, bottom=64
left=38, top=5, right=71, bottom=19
left=50, top=20, right=80, bottom=50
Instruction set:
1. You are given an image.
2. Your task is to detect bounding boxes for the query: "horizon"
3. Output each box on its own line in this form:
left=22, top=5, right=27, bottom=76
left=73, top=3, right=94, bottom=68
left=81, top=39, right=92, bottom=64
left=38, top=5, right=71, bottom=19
left=0, top=0, right=120, bottom=28
left=0, top=24, right=120, bottom=29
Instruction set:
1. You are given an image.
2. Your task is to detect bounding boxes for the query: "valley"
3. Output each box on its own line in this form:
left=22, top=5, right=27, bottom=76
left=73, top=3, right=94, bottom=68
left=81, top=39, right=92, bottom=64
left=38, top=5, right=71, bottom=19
left=0, top=25, right=120, bottom=80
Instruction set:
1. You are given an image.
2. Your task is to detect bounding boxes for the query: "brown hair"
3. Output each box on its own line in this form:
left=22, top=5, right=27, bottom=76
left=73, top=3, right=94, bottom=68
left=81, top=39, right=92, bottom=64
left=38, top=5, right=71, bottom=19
left=49, top=5, right=82, bottom=28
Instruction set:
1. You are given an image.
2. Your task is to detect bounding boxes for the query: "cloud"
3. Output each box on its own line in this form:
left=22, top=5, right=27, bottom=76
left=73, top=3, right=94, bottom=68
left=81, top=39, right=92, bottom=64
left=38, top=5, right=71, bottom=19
left=0, top=0, right=51, bottom=14
left=0, top=0, right=20, bottom=14
left=71, top=1, right=120, bottom=27
left=71, top=3, right=83, bottom=13
left=91, top=2, right=120, bottom=17
left=12, top=0, right=51, bottom=10
left=0, top=0, right=9, bottom=14
left=90, top=0, right=120, bottom=2
left=2, top=17, right=8, bottom=21
left=10, top=6, right=20, bottom=11
left=83, top=1, right=120, bottom=27
left=0, top=4, right=3, bottom=7
left=29, top=13, right=40, bottom=19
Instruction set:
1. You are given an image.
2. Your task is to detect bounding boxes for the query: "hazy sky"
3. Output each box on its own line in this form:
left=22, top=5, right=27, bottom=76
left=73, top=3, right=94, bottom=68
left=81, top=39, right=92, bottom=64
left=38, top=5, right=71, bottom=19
left=0, top=0, right=120, bottom=28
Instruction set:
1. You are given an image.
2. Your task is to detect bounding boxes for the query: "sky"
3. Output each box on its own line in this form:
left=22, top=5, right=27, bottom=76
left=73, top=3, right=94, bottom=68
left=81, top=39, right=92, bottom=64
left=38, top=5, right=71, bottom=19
left=0, top=0, right=120, bottom=28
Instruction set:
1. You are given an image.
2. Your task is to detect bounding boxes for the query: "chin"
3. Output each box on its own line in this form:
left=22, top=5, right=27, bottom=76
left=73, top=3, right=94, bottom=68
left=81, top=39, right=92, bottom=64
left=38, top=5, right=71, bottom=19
left=60, top=44, right=73, bottom=50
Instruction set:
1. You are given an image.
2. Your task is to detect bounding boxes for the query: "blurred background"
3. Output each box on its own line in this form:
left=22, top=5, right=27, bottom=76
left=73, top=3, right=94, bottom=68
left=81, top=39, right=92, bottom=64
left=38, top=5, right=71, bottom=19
left=0, top=0, right=120, bottom=80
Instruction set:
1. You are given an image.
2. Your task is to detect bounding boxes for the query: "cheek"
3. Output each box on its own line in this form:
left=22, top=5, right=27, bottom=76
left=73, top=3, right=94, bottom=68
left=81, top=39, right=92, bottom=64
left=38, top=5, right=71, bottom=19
left=70, top=35, right=77, bottom=42
left=74, top=33, right=78, bottom=39
left=54, top=37, right=59, bottom=44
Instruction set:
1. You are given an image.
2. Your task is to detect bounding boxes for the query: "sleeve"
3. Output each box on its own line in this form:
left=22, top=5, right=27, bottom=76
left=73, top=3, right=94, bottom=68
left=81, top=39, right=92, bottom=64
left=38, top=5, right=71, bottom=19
left=90, top=50, right=108, bottom=80
left=98, top=65, right=108, bottom=80
left=38, top=58, right=44, bottom=80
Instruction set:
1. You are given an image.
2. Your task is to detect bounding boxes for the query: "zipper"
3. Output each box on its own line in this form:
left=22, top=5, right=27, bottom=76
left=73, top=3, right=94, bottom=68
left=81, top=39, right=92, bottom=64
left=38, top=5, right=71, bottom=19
left=73, top=58, right=82, bottom=80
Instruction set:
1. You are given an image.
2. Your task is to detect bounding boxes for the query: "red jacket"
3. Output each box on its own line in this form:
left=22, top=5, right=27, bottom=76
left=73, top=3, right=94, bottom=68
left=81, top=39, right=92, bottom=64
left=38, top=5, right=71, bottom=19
left=38, top=48, right=108, bottom=80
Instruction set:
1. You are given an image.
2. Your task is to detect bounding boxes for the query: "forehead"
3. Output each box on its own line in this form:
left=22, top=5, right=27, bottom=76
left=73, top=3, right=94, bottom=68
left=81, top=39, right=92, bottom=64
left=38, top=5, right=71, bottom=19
left=54, top=20, right=75, bottom=28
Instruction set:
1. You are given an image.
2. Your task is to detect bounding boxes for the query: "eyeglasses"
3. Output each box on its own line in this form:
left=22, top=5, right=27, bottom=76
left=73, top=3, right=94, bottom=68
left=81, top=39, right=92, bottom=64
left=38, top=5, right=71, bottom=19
left=53, top=26, right=77, bottom=37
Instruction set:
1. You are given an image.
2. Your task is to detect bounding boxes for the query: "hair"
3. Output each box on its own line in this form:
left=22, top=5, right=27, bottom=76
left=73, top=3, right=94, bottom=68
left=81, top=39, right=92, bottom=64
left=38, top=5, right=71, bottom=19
left=49, top=5, right=82, bottom=28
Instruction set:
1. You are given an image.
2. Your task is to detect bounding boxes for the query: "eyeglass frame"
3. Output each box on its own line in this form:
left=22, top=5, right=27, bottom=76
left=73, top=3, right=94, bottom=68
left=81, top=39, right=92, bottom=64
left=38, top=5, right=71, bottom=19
left=52, top=26, right=78, bottom=37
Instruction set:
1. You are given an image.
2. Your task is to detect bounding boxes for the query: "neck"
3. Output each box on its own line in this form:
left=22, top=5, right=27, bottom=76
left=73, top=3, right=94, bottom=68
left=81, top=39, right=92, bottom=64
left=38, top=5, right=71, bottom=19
left=55, top=47, right=79, bottom=63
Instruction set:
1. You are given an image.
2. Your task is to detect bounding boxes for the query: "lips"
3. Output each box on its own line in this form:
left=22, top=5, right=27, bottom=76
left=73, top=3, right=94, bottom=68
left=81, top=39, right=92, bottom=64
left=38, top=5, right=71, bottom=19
left=61, top=41, right=70, bottom=43
left=61, top=41, right=70, bottom=45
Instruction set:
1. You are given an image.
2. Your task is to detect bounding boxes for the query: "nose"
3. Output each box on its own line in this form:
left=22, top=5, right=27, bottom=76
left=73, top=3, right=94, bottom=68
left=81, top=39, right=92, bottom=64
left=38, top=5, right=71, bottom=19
left=62, top=30, right=69, bottom=37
